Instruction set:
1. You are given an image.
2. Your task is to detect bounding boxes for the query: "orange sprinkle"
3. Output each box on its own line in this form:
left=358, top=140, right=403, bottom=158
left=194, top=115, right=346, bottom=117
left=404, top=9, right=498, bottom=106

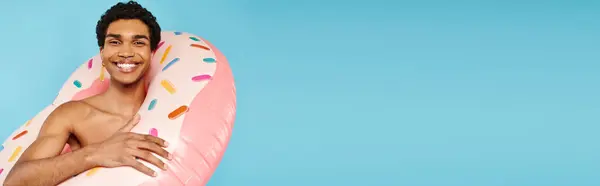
left=168, top=105, right=189, bottom=120
left=12, top=130, right=28, bottom=140
left=190, top=44, right=210, bottom=50
left=159, top=45, right=173, bottom=64
left=86, top=167, right=100, bottom=176
left=8, top=146, right=22, bottom=162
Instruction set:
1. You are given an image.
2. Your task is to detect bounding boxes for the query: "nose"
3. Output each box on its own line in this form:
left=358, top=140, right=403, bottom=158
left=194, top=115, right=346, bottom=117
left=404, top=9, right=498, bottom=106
left=117, top=45, right=135, bottom=58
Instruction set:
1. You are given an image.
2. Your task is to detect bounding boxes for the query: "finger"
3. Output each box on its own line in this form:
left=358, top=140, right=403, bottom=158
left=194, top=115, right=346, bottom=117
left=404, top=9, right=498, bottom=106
left=144, top=134, right=169, bottom=148
left=124, top=157, right=157, bottom=177
left=133, top=139, right=171, bottom=160
left=130, top=149, right=167, bottom=171
left=128, top=133, right=169, bottom=148
left=119, top=114, right=141, bottom=132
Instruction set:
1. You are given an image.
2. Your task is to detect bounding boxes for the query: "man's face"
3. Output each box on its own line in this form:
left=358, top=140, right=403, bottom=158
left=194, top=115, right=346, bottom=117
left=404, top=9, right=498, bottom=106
left=101, top=19, right=152, bottom=85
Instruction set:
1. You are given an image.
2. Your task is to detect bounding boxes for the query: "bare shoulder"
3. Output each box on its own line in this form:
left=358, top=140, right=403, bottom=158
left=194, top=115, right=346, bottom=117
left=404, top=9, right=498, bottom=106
left=42, top=101, right=93, bottom=131
left=14, top=101, right=95, bottom=163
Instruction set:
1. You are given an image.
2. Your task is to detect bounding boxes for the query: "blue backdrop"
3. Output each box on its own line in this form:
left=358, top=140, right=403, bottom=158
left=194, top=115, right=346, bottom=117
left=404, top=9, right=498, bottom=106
left=0, top=0, right=599, bottom=185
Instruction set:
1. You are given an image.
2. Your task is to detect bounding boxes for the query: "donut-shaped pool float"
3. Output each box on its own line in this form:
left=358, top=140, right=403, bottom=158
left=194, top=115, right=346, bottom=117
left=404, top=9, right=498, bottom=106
left=0, top=31, right=236, bottom=185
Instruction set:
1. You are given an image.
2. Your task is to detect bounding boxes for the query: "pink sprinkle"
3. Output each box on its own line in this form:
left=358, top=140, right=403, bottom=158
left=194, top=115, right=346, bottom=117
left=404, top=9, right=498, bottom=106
left=153, top=41, right=166, bottom=55
left=149, top=128, right=158, bottom=137
left=156, top=41, right=165, bottom=50
left=87, top=59, right=93, bottom=69
left=0, top=168, right=4, bottom=175
left=191, top=74, right=212, bottom=82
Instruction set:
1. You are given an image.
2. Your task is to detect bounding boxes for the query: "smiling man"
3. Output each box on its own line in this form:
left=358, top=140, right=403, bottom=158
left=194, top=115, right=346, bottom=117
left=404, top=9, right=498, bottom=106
left=3, top=1, right=171, bottom=186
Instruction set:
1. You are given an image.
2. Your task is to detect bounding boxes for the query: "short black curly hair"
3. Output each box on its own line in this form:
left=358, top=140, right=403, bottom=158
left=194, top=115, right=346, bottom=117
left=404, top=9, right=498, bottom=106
left=96, top=1, right=161, bottom=51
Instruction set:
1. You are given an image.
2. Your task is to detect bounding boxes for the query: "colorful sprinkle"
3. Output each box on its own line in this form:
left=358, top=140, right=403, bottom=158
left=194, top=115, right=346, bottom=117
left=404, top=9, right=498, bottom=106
left=203, top=58, right=216, bottom=63
left=191, top=75, right=212, bottom=82
left=156, top=41, right=165, bottom=50
left=190, top=44, right=210, bottom=50
left=161, top=80, right=176, bottom=94
left=148, top=99, right=157, bottom=110
left=149, top=128, right=158, bottom=137
left=73, top=80, right=82, bottom=88
left=0, top=145, right=4, bottom=152
left=24, top=120, right=31, bottom=127
left=189, top=37, right=200, bottom=41
left=162, top=58, right=180, bottom=72
left=86, top=167, right=100, bottom=176
left=12, top=130, right=28, bottom=140
left=8, top=146, right=22, bottom=162
left=174, top=31, right=182, bottom=35
left=153, top=41, right=165, bottom=55
left=87, top=59, right=93, bottom=69
left=0, top=168, right=4, bottom=175
left=159, top=45, right=173, bottom=64
left=168, top=105, right=189, bottom=120
left=100, top=67, right=105, bottom=81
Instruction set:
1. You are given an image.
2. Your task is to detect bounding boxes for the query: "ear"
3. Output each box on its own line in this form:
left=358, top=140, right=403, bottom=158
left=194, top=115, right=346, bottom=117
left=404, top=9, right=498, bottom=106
left=99, top=48, right=105, bottom=66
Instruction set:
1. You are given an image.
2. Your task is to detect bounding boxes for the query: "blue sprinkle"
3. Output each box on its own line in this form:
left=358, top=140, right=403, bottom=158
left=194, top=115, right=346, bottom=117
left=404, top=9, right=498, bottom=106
left=203, top=58, right=216, bottom=63
left=0, top=145, right=4, bottom=152
left=174, top=31, right=182, bottom=35
left=189, top=37, right=200, bottom=41
left=162, top=58, right=180, bottom=71
left=148, top=99, right=157, bottom=110
left=73, top=80, right=82, bottom=88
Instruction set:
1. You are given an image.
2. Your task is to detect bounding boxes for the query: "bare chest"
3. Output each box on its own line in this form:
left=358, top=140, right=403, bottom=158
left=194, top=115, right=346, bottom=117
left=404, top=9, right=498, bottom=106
left=71, top=111, right=129, bottom=146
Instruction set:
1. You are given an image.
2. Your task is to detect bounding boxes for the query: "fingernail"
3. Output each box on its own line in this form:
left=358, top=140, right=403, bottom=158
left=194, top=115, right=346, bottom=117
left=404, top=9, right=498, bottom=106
left=164, top=163, right=169, bottom=170
left=164, top=141, right=169, bottom=147
left=153, top=172, right=157, bottom=177
left=168, top=153, right=173, bottom=160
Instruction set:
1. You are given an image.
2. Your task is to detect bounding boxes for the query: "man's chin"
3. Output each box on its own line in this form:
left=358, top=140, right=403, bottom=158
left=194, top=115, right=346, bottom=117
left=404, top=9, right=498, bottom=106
left=110, top=76, right=144, bottom=86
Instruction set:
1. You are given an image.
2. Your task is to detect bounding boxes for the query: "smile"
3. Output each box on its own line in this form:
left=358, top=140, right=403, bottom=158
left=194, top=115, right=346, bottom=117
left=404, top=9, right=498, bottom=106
left=112, top=62, right=142, bottom=73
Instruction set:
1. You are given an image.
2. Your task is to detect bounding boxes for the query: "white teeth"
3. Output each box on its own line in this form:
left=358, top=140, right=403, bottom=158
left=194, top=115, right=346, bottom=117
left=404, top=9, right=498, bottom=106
left=115, top=63, right=139, bottom=72
left=117, top=63, right=137, bottom=68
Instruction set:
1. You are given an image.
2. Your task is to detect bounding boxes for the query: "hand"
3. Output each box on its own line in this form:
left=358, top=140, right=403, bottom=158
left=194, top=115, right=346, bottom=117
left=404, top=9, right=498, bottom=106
left=86, top=114, right=172, bottom=177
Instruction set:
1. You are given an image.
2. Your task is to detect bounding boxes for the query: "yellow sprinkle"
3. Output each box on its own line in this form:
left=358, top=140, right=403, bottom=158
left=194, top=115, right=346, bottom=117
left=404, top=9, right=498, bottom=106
left=24, top=120, right=31, bottom=127
left=100, top=67, right=105, bottom=81
left=161, top=80, right=176, bottom=94
left=86, top=167, right=100, bottom=176
left=8, top=146, right=22, bottom=162
left=160, top=45, right=172, bottom=64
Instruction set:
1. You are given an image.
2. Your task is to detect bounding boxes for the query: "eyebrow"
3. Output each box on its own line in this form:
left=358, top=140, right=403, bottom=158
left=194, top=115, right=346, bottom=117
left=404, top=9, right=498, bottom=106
left=106, top=33, right=149, bottom=40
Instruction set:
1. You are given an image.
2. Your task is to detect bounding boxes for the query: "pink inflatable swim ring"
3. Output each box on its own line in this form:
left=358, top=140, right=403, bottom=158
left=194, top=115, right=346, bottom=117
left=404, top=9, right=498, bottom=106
left=0, top=31, right=237, bottom=185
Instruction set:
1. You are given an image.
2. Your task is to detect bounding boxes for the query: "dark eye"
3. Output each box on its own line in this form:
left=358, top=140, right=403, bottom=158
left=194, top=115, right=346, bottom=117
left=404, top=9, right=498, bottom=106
left=134, top=41, right=146, bottom=46
left=109, top=40, right=120, bottom=45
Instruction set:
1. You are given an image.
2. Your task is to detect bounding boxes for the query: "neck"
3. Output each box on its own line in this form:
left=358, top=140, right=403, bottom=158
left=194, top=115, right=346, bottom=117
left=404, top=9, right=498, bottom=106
left=102, top=78, right=146, bottom=117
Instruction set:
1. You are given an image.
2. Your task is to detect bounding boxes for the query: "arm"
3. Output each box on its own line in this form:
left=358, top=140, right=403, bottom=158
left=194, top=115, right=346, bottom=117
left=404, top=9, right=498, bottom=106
left=3, top=102, right=96, bottom=186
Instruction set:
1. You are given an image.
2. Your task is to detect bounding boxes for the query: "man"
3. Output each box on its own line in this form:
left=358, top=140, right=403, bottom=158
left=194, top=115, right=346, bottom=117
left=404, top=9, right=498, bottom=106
left=3, top=1, right=170, bottom=185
